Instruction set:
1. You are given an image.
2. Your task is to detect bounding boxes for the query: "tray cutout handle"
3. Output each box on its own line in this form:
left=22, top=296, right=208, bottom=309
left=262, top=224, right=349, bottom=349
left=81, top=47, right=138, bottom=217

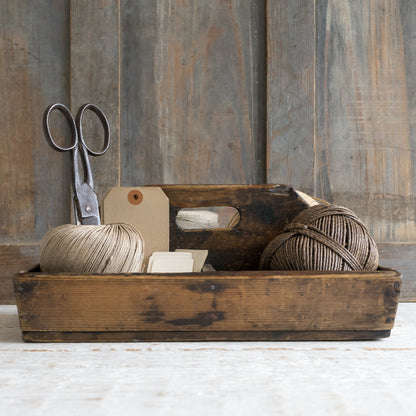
left=175, top=206, right=240, bottom=230
left=160, top=185, right=306, bottom=271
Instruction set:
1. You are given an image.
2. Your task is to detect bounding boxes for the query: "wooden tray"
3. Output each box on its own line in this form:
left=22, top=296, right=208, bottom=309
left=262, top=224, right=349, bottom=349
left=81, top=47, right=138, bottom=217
left=14, top=185, right=402, bottom=342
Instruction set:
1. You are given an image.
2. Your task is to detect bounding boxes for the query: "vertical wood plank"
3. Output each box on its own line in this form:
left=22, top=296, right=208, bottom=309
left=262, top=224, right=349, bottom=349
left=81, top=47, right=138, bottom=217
left=266, top=0, right=315, bottom=193
left=378, top=243, right=416, bottom=302
left=0, top=244, right=39, bottom=304
left=70, top=0, right=121, bottom=199
left=0, top=0, right=71, bottom=242
left=266, top=0, right=416, bottom=296
left=121, top=0, right=266, bottom=185
left=314, top=0, right=414, bottom=242
left=267, top=0, right=416, bottom=243
left=400, top=0, right=416, bottom=238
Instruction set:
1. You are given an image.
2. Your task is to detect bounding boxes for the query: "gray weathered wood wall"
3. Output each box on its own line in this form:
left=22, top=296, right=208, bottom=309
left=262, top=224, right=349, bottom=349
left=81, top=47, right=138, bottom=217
left=1, top=0, right=415, bottom=302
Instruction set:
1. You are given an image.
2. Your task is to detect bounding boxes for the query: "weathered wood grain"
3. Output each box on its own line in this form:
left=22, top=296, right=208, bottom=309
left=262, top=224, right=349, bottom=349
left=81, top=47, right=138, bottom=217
left=70, top=0, right=121, bottom=199
left=267, top=0, right=416, bottom=242
left=121, top=0, right=266, bottom=185
left=378, top=242, right=416, bottom=302
left=396, top=1, right=416, bottom=298
left=0, top=244, right=39, bottom=304
left=314, top=0, right=414, bottom=243
left=266, top=0, right=315, bottom=193
left=266, top=0, right=416, bottom=301
left=0, top=0, right=71, bottom=242
left=14, top=269, right=401, bottom=341
left=401, top=0, right=416, bottom=155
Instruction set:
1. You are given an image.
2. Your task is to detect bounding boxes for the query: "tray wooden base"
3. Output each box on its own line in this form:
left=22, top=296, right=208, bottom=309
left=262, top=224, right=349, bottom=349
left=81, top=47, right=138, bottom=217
left=22, top=330, right=391, bottom=343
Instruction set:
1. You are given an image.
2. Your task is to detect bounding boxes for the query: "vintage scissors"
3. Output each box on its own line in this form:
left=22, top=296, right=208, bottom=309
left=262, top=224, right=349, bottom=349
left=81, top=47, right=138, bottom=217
left=43, top=103, right=110, bottom=225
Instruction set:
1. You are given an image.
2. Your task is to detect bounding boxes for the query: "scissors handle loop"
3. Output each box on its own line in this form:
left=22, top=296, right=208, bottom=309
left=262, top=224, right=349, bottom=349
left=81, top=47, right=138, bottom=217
left=76, top=103, right=110, bottom=156
left=43, top=103, right=78, bottom=152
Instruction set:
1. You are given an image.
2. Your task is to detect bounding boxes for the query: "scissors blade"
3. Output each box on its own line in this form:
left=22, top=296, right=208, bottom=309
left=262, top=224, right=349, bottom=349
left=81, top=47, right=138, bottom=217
left=74, top=182, right=101, bottom=225
left=81, top=215, right=101, bottom=226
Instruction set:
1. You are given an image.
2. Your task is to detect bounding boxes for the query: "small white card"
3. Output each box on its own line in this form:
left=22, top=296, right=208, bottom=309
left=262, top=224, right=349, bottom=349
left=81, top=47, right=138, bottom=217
left=147, top=252, right=194, bottom=273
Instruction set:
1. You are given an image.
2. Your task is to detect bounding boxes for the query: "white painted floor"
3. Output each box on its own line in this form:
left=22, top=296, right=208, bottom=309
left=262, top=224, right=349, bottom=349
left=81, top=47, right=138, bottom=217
left=1, top=304, right=415, bottom=416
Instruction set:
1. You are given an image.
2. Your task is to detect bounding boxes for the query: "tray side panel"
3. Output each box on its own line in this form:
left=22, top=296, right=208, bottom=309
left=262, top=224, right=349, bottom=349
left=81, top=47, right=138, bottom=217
left=160, top=185, right=306, bottom=270
left=14, top=271, right=401, bottom=333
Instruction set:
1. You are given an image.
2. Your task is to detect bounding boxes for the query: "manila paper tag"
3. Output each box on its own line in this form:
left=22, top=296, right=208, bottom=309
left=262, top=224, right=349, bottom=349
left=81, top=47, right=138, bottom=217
left=102, top=187, right=169, bottom=269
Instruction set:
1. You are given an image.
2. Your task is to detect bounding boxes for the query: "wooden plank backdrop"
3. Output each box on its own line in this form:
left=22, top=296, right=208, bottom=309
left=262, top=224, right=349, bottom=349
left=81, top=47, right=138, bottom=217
left=0, top=0, right=71, bottom=302
left=267, top=0, right=416, bottom=301
left=121, top=0, right=266, bottom=185
left=1, top=0, right=415, bottom=303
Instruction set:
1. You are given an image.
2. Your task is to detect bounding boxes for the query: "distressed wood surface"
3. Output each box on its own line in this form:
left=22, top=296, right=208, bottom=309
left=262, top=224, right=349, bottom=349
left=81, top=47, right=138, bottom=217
left=268, top=0, right=415, bottom=243
left=0, top=245, right=39, bottom=304
left=266, top=0, right=315, bottom=194
left=267, top=0, right=416, bottom=299
left=396, top=1, right=416, bottom=300
left=14, top=269, right=400, bottom=341
left=314, top=0, right=413, bottom=243
left=0, top=1, right=71, bottom=303
left=70, top=0, right=121, bottom=198
left=121, top=0, right=266, bottom=185
left=401, top=0, right=416, bottom=158
left=313, top=0, right=416, bottom=290
left=0, top=0, right=71, bottom=242
left=378, top=243, right=416, bottom=302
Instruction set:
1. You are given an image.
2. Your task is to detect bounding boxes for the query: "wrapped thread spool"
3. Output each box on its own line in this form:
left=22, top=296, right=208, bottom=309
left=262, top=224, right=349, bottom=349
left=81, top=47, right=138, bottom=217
left=176, top=209, right=219, bottom=230
left=259, top=204, right=379, bottom=271
left=40, top=223, right=144, bottom=273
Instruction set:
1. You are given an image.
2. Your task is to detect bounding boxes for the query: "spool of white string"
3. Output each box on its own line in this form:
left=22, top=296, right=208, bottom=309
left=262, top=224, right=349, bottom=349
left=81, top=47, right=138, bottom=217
left=40, top=223, right=145, bottom=273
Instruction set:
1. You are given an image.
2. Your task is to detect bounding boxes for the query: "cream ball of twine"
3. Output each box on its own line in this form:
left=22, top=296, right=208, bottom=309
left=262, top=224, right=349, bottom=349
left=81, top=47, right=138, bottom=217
left=40, top=223, right=145, bottom=273
left=259, top=204, right=379, bottom=272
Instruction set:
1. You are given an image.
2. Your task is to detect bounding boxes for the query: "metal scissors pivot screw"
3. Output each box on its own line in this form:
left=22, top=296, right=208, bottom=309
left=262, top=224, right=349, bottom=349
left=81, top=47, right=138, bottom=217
left=43, top=103, right=110, bottom=225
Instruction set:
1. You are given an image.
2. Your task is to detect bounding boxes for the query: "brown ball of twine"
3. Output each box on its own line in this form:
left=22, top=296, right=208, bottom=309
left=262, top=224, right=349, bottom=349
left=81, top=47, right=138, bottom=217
left=259, top=204, right=379, bottom=271
left=40, top=223, right=145, bottom=274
